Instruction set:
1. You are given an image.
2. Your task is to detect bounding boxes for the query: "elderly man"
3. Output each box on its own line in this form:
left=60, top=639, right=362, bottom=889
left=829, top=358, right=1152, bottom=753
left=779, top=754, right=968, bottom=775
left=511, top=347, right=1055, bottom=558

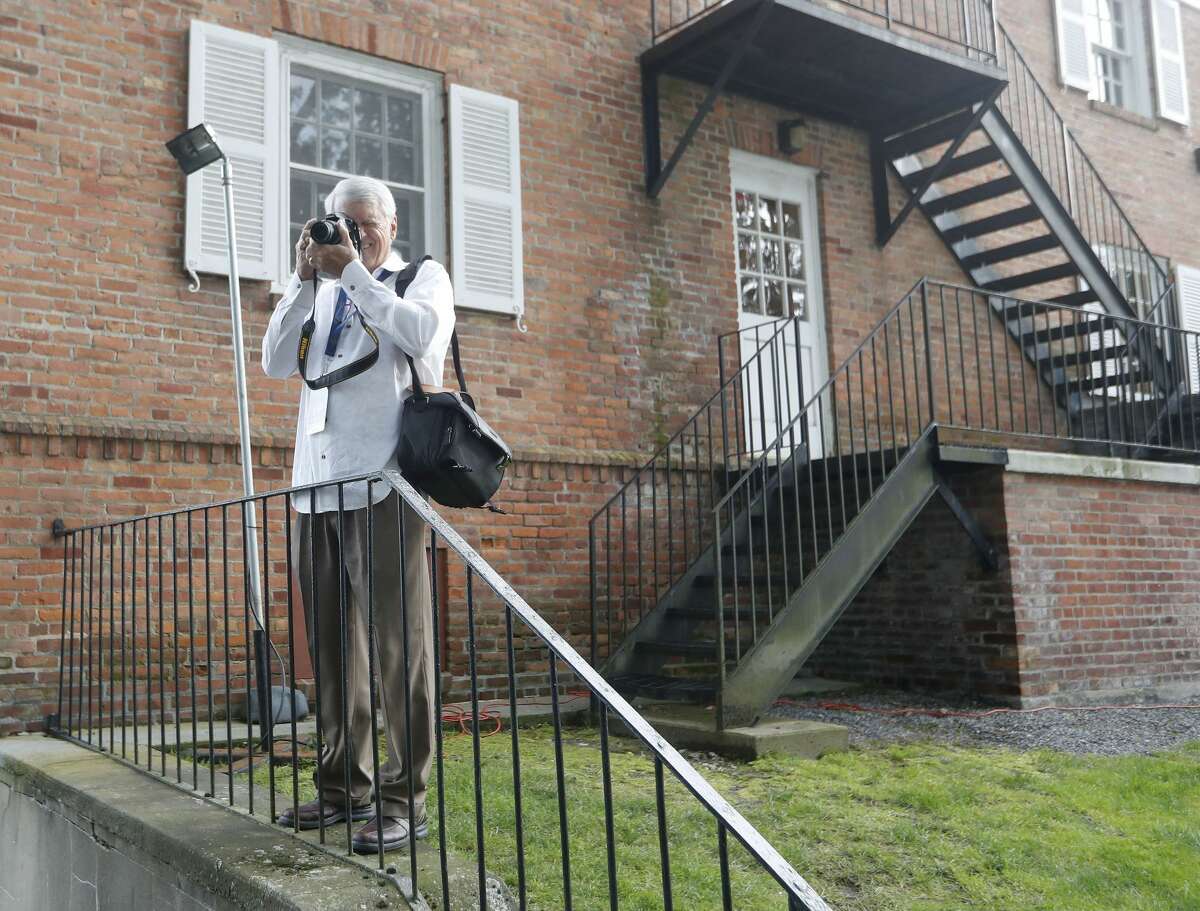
left=262, top=175, right=454, bottom=853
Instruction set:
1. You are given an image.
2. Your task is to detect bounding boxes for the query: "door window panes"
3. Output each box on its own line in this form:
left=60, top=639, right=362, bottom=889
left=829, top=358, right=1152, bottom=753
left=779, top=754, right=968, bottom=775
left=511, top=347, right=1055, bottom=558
left=289, top=64, right=426, bottom=265
left=735, top=189, right=808, bottom=320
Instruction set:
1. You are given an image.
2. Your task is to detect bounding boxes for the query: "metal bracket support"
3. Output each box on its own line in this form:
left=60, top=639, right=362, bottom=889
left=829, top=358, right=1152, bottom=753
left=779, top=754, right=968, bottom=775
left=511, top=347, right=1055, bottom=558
left=875, top=83, right=1005, bottom=247
left=933, top=470, right=999, bottom=571
left=644, top=0, right=774, bottom=198
left=869, top=131, right=891, bottom=249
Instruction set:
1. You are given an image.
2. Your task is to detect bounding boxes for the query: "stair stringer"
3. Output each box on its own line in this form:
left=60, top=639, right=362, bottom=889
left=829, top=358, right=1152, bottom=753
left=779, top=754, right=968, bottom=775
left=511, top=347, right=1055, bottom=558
left=717, top=431, right=940, bottom=728
left=975, top=109, right=1174, bottom=398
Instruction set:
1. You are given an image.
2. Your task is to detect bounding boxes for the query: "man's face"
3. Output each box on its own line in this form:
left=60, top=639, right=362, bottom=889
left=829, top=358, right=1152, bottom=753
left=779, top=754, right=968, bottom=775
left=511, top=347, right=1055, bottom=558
left=341, top=199, right=397, bottom=272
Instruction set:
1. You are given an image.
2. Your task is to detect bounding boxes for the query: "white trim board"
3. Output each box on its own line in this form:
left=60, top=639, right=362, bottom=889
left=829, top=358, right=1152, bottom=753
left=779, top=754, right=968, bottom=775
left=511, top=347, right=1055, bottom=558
left=939, top=444, right=1200, bottom=486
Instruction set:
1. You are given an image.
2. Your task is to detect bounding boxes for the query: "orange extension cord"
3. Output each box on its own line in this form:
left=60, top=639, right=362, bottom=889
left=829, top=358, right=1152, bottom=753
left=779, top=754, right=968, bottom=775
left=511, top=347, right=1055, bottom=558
left=441, top=691, right=592, bottom=737
left=773, top=697, right=1200, bottom=718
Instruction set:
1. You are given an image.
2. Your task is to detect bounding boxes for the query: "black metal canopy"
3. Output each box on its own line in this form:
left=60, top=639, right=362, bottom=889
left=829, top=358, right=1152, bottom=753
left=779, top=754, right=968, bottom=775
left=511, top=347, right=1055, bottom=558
left=643, top=0, right=1007, bottom=196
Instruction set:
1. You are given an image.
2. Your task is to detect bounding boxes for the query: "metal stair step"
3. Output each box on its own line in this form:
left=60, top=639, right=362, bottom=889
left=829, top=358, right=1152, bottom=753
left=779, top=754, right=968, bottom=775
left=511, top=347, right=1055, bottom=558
left=983, top=262, right=1080, bottom=293
left=995, top=297, right=1061, bottom=319
left=941, top=205, right=1042, bottom=244
left=960, top=234, right=1060, bottom=270
left=1074, top=367, right=1153, bottom=393
left=1042, top=344, right=1128, bottom=370
left=1048, top=289, right=1102, bottom=308
left=1033, top=316, right=1114, bottom=343
left=666, top=604, right=775, bottom=622
left=884, top=109, right=979, bottom=158
left=694, top=571, right=790, bottom=589
left=609, top=673, right=717, bottom=703
left=901, top=144, right=1004, bottom=187
left=635, top=639, right=720, bottom=659
left=922, top=175, right=1024, bottom=216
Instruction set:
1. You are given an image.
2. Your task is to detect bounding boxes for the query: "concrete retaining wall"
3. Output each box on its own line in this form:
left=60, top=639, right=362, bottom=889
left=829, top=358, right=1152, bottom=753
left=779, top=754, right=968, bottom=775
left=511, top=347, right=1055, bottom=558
left=0, top=735, right=407, bottom=911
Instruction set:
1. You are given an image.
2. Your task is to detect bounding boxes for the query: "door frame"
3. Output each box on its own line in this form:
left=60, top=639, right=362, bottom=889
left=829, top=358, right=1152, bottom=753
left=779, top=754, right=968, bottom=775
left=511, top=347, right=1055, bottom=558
left=728, top=148, right=830, bottom=457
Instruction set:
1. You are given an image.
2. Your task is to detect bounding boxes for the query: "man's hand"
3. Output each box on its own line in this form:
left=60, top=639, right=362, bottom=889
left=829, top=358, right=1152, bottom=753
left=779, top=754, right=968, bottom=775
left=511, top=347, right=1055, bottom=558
left=303, top=219, right=360, bottom=278
left=295, top=219, right=318, bottom=280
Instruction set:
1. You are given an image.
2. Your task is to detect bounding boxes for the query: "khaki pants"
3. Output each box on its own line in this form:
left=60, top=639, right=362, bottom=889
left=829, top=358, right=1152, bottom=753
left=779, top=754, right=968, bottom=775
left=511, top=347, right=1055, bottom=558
left=292, top=490, right=434, bottom=819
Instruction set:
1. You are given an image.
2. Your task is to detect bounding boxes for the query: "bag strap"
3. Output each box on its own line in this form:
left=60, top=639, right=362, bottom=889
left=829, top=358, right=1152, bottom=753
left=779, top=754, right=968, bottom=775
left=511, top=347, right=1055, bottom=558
left=403, top=256, right=470, bottom=404
left=297, top=257, right=425, bottom=390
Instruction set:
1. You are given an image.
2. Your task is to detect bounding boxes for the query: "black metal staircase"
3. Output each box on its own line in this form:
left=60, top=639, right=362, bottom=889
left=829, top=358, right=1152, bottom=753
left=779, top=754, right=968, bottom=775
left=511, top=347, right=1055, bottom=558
left=601, top=2, right=1200, bottom=731
left=875, top=24, right=1184, bottom=439
left=592, top=281, right=1200, bottom=728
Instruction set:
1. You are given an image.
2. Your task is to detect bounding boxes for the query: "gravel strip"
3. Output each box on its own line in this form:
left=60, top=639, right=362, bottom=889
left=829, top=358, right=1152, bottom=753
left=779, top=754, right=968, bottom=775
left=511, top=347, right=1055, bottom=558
left=768, top=688, right=1200, bottom=756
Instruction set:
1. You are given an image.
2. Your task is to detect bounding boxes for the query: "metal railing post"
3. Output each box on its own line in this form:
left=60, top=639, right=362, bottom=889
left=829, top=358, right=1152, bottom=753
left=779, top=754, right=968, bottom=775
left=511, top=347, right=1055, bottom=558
left=921, top=281, right=937, bottom=426
left=989, top=0, right=998, bottom=59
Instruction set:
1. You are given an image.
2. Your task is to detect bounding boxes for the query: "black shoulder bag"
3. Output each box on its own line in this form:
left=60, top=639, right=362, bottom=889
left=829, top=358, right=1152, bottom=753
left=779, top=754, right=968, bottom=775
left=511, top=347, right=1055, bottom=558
left=397, top=329, right=511, bottom=513
left=297, top=256, right=511, bottom=511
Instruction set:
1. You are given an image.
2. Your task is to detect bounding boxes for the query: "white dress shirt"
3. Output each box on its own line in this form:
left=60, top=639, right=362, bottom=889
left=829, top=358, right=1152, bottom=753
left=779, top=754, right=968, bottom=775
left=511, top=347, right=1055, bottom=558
left=262, top=250, right=455, bottom=513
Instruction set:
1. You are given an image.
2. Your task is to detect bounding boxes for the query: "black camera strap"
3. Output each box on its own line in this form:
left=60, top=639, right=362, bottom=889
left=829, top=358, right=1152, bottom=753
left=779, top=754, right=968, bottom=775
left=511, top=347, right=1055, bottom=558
left=297, top=257, right=427, bottom=390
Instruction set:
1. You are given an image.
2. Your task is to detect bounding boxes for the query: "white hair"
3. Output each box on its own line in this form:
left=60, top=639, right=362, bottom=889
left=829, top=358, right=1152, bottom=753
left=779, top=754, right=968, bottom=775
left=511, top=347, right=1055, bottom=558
left=324, top=176, right=396, bottom=222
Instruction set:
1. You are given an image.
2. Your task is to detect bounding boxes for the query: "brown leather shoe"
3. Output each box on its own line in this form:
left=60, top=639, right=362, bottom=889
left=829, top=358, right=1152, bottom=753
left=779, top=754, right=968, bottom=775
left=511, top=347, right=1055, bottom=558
left=351, top=814, right=429, bottom=853
left=275, top=797, right=374, bottom=831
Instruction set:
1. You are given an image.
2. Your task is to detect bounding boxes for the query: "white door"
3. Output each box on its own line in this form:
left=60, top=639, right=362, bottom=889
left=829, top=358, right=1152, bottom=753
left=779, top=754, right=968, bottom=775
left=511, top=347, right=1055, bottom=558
left=730, top=150, right=828, bottom=459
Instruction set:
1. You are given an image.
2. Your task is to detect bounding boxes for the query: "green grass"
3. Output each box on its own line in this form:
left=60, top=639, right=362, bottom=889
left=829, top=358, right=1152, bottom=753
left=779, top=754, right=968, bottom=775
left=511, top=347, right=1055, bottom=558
left=253, top=728, right=1200, bottom=910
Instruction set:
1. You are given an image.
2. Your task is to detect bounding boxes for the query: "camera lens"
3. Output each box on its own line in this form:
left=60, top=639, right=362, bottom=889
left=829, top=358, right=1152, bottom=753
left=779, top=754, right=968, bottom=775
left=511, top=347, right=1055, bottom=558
left=310, top=219, right=339, bottom=245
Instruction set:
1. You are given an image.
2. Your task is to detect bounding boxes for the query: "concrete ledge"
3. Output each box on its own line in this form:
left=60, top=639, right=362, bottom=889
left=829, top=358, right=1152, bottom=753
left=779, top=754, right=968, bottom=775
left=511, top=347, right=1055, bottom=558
left=940, top=443, right=1200, bottom=486
left=0, top=735, right=407, bottom=911
left=617, top=705, right=848, bottom=760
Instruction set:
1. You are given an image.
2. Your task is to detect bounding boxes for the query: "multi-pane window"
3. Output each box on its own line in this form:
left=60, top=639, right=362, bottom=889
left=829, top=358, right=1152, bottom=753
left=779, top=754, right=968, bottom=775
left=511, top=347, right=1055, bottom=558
left=734, top=191, right=807, bottom=320
left=288, top=65, right=426, bottom=263
left=1095, top=245, right=1170, bottom=317
left=1082, top=0, right=1148, bottom=113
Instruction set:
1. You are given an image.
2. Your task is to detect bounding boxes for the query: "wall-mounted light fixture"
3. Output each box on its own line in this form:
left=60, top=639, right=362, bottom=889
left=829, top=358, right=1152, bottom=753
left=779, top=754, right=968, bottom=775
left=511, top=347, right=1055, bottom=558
left=777, top=118, right=807, bottom=156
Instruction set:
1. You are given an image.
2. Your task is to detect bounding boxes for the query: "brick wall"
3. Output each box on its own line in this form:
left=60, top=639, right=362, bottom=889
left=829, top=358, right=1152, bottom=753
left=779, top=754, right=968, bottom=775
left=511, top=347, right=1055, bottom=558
left=1005, top=470, right=1200, bottom=704
left=806, top=463, right=1200, bottom=706
left=1001, top=0, right=1200, bottom=276
left=0, top=416, right=633, bottom=733
left=0, top=0, right=976, bottom=731
left=2, top=0, right=1200, bottom=730
left=805, top=464, right=1022, bottom=701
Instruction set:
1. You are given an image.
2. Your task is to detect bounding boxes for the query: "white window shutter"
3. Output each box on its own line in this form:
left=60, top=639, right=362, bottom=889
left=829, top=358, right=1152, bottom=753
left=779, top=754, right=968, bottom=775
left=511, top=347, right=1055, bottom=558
left=184, top=21, right=280, bottom=281
left=1055, top=0, right=1094, bottom=91
left=1178, top=266, right=1200, bottom=393
left=1151, top=0, right=1190, bottom=124
left=448, top=85, right=525, bottom=318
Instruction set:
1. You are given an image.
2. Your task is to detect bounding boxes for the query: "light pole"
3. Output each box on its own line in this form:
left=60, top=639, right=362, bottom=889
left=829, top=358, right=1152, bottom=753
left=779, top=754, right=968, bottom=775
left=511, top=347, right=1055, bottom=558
left=166, top=124, right=272, bottom=743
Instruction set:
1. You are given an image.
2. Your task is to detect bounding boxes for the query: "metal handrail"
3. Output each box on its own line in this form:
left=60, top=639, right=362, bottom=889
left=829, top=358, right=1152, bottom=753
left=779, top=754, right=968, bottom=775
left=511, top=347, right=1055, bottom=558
left=47, top=468, right=831, bottom=910
left=589, top=311, right=811, bottom=669
left=652, top=0, right=998, bottom=62
left=722, top=278, right=1200, bottom=511
left=716, top=282, right=933, bottom=513
left=592, top=312, right=804, bottom=519
left=387, top=472, right=830, bottom=910
left=992, top=24, right=1175, bottom=325
left=711, top=277, right=1200, bottom=670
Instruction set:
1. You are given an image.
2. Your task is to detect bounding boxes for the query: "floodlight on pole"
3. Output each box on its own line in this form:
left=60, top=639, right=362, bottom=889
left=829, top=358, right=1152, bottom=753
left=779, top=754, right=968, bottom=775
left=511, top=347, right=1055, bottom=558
left=167, top=123, right=276, bottom=737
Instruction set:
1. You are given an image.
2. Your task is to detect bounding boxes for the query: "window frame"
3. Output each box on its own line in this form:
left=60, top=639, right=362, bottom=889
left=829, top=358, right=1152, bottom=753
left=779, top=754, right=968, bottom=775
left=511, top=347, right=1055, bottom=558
left=271, top=33, right=446, bottom=291
left=1082, top=0, right=1154, bottom=115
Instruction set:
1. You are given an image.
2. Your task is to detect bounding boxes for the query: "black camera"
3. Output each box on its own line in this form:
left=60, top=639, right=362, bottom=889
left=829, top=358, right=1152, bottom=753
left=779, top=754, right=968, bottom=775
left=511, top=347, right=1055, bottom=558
left=310, top=213, right=362, bottom=254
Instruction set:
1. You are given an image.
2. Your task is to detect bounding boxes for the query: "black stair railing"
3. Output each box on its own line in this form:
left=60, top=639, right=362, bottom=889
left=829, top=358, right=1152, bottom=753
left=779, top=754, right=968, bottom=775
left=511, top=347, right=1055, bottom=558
left=713, top=281, right=935, bottom=672
left=589, top=313, right=809, bottom=668
left=47, top=471, right=831, bottom=910
left=651, top=0, right=997, bottom=62
left=990, top=24, right=1177, bottom=326
left=712, top=277, right=1200, bottom=671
